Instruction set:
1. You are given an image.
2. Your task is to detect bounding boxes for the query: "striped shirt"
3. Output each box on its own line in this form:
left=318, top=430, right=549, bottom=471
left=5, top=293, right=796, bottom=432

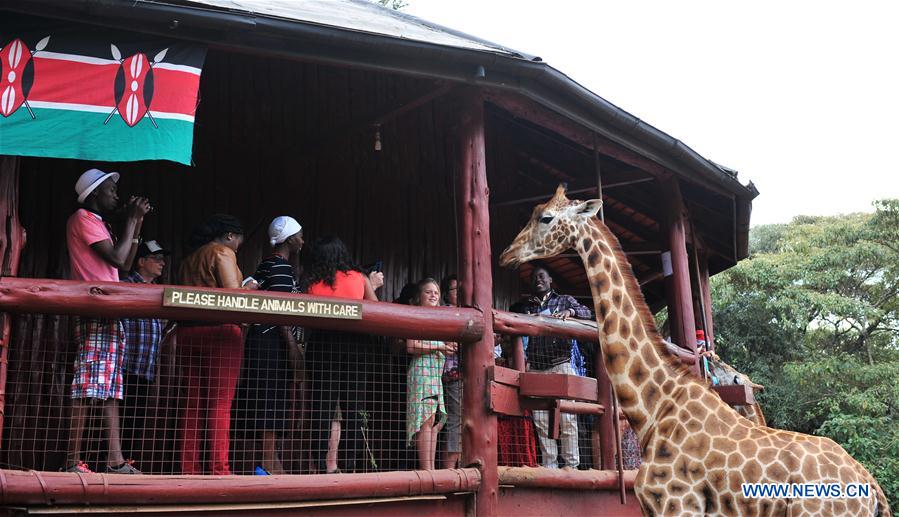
left=253, top=255, right=296, bottom=333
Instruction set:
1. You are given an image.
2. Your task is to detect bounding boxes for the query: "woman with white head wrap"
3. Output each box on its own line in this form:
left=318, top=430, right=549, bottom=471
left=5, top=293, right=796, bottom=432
left=236, top=216, right=303, bottom=475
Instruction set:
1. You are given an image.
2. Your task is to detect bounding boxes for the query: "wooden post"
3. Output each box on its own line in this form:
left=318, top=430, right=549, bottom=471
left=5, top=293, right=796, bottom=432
left=594, top=349, right=616, bottom=470
left=0, top=156, right=23, bottom=446
left=698, top=251, right=715, bottom=350
left=662, top=177, right=699, bottom=375
left=455, top=90, right=497, bottom=517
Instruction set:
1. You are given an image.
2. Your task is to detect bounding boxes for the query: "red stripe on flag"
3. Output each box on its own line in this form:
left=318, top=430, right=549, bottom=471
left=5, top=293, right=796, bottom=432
left=27, top=57, right=200, bottom=116
left=28, top=58, right=117, bottom=106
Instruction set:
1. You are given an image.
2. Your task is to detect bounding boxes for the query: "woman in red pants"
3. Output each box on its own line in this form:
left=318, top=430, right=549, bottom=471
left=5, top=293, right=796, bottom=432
left=177, top=214, right=248, bottom=475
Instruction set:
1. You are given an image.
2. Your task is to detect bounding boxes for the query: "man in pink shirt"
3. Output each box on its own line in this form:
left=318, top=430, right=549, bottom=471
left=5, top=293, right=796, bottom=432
left=65, top=168, right=150, bottom=474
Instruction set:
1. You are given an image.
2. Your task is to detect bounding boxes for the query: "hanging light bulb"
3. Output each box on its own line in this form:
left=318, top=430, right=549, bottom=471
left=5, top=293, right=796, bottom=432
left=374, top=125, right=382, bottom=151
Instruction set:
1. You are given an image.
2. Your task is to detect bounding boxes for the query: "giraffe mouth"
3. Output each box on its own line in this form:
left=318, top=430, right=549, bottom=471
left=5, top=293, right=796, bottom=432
left=498, top=246, right=521, bottom=268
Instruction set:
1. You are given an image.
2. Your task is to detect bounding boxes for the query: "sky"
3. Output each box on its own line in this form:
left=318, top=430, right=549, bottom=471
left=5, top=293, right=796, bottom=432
left=405, top=1, right=899, bottom=226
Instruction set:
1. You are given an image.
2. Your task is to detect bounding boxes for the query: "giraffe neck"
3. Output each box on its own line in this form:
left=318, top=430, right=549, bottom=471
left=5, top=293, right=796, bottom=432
left=575, top=218, right=694, bottom=445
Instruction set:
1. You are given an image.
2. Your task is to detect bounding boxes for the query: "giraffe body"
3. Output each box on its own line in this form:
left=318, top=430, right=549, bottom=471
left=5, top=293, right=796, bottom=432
left=499, top=185, right=890, bottom=516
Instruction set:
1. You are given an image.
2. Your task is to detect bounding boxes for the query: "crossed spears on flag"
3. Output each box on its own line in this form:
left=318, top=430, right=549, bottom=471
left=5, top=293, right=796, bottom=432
left=104, top=44, right=168, bottom=128
left=0, top=35, right=49, bottom=120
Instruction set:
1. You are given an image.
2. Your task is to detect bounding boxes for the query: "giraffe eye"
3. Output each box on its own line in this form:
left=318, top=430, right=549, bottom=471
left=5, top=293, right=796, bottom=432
left=539, top=216, right=554, bottom=224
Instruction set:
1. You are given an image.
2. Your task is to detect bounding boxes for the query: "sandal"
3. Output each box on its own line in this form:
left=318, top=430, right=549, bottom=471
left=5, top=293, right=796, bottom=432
left=64, top=461, right=93, bottom=474
left=106, top=459, right=141, bottom=474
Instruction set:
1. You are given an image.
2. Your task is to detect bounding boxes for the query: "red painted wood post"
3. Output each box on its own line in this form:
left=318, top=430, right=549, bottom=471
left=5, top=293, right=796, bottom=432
left=662, top=177, right=699, bottom=375
left=0, top=156, right=23, bottom=447
left=698, top=251, right=716, bottom=351
left=455, top=89, right=497, bottom=517
left=595, top=351, right=616, bottom=469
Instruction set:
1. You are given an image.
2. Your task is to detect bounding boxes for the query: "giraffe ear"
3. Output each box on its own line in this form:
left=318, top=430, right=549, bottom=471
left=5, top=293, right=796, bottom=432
left=574, top=199, right=602, bottom=217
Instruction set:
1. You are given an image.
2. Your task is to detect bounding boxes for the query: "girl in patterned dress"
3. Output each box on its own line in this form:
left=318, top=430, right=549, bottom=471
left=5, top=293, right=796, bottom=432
left=405, top=278, right=457, bottom=470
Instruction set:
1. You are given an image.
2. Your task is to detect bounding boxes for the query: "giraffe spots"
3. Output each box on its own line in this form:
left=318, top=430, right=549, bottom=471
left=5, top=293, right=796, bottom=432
left=616, top=385, right=637, bottom=408
left=706, top=451, right=726, bottom=469
left=727, top=471, right=743, bottom=492
left=669, top=482, right=687, bottom=495
left=581, top=238, right=591, bottom=250
left=708, top=469, right=727, bottom=491
left=656, top=400, right=677, bottom=421
left=633, top=321, right=645, bottom=340
left=597, top=242, right=610, bottom=255
left=592, top=276, right=608, bottom=293
left=629, top=410, right=646, bottom=431
left=683, top=433, right=711, bottom=459
left=659, top=378, right=673, bottom=393
left=611, top=268, right=622, bottom=285
left=665, top=499, right=682, bottom=515
left=687, top=385, right=706, bottom=400
left=603, top=341, right=628, bottom=373
left=720, top=493, right=736, bottom=516
left=649, top=466, right=670, bottom=482
left=686, top=401, right=705, bottom=416
left=745, top=459, right=763, bottom=482
left=685, top=419, right=702, bottom=433
left=671, top=423, right=686, bottom=444
left=658, top=419, right=675, bottom=437
left=641, top=384, right=660, bottom=409
left=738, top=439, right=759, bottom=459
left=618, top=318, right=631, bottom=339
left=611, top=289, right=623, bottom=306
left=602, top=313, right=619, bottom=335
left=598, top=300, right=610, bottom=319
left=645, top=490, right=664, bottom=513
left=602, top=257, right=612, bottom=272
left=587, top=250, right=599, bottom=266
left=622, top=300, right=634, bottom=317
left=758, top=447, right=776, bottom=465
left=767, top=462, right=788, bottom=481
left=628, top=360, right=649, bottom=386
left=655, top=442, right=674, bottom=463
left=627, top=337, right=640, bottom=352
left=701, top=483, right=717, bottom=514
left=782, top=449, right=800, bottom=471
left=642, top=344, right=661, bottom=369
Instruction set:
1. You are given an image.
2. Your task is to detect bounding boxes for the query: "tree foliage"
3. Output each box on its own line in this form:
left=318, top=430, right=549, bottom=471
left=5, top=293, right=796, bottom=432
left=712, top=200, right=899, bottom=508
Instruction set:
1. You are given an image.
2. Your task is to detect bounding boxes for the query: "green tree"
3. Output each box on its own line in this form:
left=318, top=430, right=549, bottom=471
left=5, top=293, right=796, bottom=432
left=711, top=199, right=899, bottom=508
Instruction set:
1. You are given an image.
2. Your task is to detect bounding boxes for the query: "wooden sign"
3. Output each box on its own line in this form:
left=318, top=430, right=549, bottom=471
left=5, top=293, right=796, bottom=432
left=162, top=287, right=362, bottom=320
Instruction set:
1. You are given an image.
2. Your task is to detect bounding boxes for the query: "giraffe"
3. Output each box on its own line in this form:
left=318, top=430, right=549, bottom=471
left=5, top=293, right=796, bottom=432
left=499, top=185, right=890, bottom=516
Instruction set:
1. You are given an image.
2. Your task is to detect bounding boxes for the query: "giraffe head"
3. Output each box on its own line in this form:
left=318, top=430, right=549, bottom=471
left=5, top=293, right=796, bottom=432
left=499, top=184, right=602, bottom=268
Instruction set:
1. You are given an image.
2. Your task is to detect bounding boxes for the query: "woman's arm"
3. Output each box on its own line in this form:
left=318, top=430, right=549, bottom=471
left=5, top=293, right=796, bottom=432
left=406, top=339, right=456, bottom=356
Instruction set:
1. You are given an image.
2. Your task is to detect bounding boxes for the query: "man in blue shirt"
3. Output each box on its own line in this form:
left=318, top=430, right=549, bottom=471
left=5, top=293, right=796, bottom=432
left=120, top=240, right=169, bottom=469
left=518, top=267, right=593, bottom=469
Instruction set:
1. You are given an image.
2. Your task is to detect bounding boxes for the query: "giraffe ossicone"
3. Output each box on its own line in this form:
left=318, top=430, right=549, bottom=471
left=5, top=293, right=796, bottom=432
left=499, top=184, right=890, bottom=517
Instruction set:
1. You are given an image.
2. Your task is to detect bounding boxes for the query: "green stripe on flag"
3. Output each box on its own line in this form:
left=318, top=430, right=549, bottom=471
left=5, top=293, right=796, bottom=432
left=0, top=107, right=195, bottom=165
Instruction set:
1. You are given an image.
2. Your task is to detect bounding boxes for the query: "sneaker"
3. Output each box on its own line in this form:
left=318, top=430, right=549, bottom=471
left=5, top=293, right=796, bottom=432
left=254, top=465, right=271, bottom=476
left=106, top=460, right=141, bottom=474
left=64, top=461, right=93, bottom=474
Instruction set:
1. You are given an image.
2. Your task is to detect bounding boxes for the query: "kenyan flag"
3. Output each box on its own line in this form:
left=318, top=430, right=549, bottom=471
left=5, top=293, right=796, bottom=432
left=0, top=17, right=206, bottom=165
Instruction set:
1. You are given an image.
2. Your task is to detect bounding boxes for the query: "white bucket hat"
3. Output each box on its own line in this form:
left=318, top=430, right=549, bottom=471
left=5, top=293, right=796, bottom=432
left=268, top=216, right=302, bottom=246
left=75, top=168, right=120, bottom=204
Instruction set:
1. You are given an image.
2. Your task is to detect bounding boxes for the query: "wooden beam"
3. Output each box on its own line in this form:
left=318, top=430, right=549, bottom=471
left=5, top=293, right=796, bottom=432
left=519, top=372, right=599, bottom=402
left=497, top=467, right=637, bottom=490
left=309, top=82, right=453, bottom=154
left=484, top=93, right=670, bottom=178
left=0, top=278, right=485, bottom=343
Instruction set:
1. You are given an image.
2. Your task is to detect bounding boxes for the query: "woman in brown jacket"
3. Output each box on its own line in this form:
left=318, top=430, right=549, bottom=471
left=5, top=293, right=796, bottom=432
left=177, top=214, right=247, bottom=475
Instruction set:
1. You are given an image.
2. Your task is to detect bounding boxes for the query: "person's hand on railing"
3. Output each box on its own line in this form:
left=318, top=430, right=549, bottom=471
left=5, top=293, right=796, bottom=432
left=443, top=342, right=458, bottom=356
left=551, top=309, right=573, bottom=320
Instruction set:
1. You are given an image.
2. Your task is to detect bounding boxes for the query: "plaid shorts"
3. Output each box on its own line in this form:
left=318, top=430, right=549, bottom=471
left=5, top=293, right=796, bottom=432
left=71, top=318, right=126, bottom=400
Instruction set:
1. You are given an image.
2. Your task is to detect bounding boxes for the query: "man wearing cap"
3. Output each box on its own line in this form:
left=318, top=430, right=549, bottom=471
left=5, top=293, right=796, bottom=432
left=65, top=168, right=150, bottom=474
left=120, top=240, right=170, bottom=470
